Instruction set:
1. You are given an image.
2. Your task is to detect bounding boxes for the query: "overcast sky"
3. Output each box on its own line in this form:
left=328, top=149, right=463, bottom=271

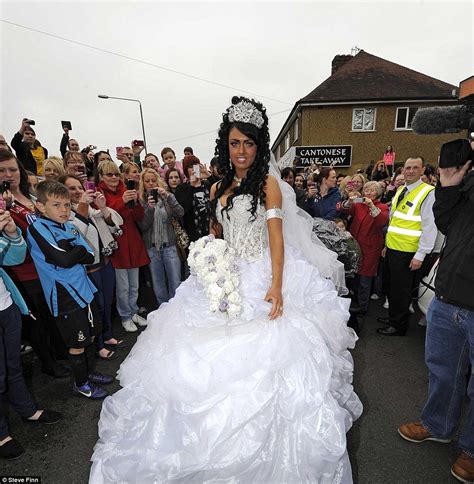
left=1, top=1, right=472, bottom=165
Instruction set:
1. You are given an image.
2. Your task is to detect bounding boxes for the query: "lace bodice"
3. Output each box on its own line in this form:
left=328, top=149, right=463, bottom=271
left=217, top=195, right=268, bottom=262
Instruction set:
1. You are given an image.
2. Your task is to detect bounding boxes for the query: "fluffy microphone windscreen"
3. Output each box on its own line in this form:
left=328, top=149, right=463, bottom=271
left=412, top=106, right=465, bottom=135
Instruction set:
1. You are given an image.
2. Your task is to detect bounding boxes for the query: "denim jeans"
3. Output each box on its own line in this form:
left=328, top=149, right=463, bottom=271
left=114, top=268, right=139, bottom=322
left=89, top=262, right=116, bottom=350
left=148, top=245, right=182, bottom=305
left=0, top=303, right=37, bottom=438
left=421, top=298, right=474, bottom=457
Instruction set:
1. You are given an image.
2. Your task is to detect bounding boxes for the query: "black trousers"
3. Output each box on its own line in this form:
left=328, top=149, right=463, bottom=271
left=18, top=279, right=68, bottom=368
left=0, top=304, right=37, bottom=438
left=385, top=249, right=432, bottom=332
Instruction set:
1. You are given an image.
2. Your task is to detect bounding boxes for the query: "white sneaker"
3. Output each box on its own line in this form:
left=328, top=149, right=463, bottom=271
left=122, top=319, right=138, bottom=332
left=370, top=294, right=380, bottom=301
left=383, top=298, right=389, bottom=309
left=132, top=314, right=148, bottom=327
left=409, top=303, right=415, bottom=314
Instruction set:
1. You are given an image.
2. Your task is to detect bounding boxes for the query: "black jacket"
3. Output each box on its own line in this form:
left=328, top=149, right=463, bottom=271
left=434, top=171, right=474, bottom=311
left=174, top=181, right=211, bottom=242
left=11, top=132, right=48, bottom=175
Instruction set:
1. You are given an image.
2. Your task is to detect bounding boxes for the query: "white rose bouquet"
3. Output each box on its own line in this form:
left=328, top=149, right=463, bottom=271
left=188, top=234, right=242, bottom=318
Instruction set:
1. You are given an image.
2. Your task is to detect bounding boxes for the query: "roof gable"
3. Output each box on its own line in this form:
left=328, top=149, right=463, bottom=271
left=301, top=51, right=457, bottom=103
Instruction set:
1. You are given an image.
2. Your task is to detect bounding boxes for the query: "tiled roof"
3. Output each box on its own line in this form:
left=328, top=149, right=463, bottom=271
left=300, top=51, right=457, bottom=103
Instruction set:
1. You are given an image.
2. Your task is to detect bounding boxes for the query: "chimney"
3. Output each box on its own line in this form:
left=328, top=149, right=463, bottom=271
left=331, top=55, right=353, bottom=75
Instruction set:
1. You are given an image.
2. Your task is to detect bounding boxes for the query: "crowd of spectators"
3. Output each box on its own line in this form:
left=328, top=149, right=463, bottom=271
left=281, top=152, right=440, bottom=331
left=0, top=120, right=442, bottom=459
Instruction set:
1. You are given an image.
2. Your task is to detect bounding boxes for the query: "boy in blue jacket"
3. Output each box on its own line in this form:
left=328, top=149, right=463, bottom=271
left=27, top=181, right=112, bottom=399
left=0, top=207, right=62, bottom=460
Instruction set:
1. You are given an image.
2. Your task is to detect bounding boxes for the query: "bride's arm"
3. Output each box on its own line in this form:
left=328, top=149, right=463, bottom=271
left=209, top=182, right=223, bottom=238
left=264, top=175, right=284, bottom=320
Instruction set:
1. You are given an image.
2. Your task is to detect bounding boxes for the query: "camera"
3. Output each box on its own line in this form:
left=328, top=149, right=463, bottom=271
left=0, top=181, right=10, bottom=194
left=151, top=188, right=159, bottom=202
left=439, top=139, right=473, bottom=168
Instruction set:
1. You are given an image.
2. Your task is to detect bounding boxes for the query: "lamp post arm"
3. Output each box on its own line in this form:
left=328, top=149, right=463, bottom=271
left=98, top=94, right=148, bottom=155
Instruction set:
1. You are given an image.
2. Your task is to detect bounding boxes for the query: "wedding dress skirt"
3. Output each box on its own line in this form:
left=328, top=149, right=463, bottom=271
left=90, top=246, right=362, bottom=483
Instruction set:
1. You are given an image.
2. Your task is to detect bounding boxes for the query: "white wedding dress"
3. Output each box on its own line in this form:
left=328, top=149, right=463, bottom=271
left=90, top=194, right=362, bottom=484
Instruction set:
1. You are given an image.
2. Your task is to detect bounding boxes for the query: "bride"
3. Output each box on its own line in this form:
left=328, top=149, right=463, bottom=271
left=90, top=97, right=362, bottom=483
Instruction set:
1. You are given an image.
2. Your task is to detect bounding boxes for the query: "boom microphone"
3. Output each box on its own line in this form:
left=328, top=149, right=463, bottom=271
left=412, top=105, right=473, bottom=135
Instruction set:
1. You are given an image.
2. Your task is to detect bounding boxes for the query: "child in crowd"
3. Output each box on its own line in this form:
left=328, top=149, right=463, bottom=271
left=0, top=210, right=62, bottom=460
left=27, top=181, right=112, bottom=399
left=159, top=147, right=185, bottom=181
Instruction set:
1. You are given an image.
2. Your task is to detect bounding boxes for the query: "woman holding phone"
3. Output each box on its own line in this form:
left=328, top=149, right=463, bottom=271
left=96, top=160, right=149, bottom=333
left=303, top=167, right=341, bottom=220
left=138, top=168, right=184, bottom=305
left=340, top=181, right=389, bottom=314
left=0, top=150, right=68, bottom=377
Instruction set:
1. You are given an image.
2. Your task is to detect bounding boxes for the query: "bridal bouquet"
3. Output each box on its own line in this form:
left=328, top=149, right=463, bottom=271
left=188, top=234, right=241, bottom=318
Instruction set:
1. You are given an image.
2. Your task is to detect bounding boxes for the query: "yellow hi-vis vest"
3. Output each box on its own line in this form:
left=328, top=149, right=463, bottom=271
left=386, top=182, right=435, bottom=253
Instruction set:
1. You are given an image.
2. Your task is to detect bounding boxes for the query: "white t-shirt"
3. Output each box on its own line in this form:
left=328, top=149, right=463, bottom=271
left=0, top=276, right=13, bottom=311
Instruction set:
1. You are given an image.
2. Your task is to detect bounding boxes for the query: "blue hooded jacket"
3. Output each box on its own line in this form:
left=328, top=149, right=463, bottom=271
left=27, top=217, right=96, bottom=317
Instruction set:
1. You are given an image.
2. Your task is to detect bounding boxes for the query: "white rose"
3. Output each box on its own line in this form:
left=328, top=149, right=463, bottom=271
left=228, top=291, right=241, bottom=304
left=223, top=281, right=234, bottom=293
left=208, top=283, right=224, bottom=300
left=231, top=276, right=239, bottom=287
left=209, top=301, right=219, bottom=312
left=228, top=304, right=241, bottom=318
left=204, top=272, right=218, bottom=284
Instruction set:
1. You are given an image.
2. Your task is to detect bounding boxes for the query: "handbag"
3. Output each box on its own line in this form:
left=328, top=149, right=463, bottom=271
left=171, top=218, right=190, bottom=250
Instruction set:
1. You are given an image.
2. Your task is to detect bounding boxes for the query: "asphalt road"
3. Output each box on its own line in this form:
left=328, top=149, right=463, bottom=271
left=2, top=295, right=465, bottom=483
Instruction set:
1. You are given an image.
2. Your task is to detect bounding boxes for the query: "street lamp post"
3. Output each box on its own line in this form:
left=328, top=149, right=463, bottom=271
left=98, top=95, right=148, bottom=155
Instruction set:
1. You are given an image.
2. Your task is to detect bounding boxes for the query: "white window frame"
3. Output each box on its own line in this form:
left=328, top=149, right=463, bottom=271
left=293, top=118, right=299, bottom=142
left=395, top=106, right=418, bottom=130
left=351, top=107, right=377, bottom=132
left=284, top=131, right=290, bottom=152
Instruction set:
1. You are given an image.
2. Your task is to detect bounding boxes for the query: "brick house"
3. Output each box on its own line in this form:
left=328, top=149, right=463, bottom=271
left=273, top=51, right=461, bottom=174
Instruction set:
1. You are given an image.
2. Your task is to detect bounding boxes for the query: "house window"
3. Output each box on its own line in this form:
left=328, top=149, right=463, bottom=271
left=352, top=108, right=376, bottom=131
left=284, top=131, right=290, bottom=152
left=293, top=119, right=299, bottom=142
left=395, top=107, right=418, bottom=130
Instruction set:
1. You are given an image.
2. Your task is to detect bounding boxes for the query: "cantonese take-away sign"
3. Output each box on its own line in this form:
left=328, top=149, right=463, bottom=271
left=295, top=145, right=352, bottom=168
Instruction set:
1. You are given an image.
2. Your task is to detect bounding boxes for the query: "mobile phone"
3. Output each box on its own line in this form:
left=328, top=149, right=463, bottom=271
left=0, top=195, right=6, bottom=211
left=0, top=181, right=10, bottom=194
left=353, top=197, right=364, bottom=204
left=84, top=181, right=96, bottom=192
left=61, top=120, right=72, bottom=130
left=126, top=179, right=136, bottom=208
left=132, top=140, right=144, bottom=147
left=89, top=145, right=97, bottom=150
left=26, top=119, right=35, bottom=126
left=116, top=147, right=124, bottom=157
left=193, top=165, right=201, bottom=178
left=151, top=188, right=159, bottom=202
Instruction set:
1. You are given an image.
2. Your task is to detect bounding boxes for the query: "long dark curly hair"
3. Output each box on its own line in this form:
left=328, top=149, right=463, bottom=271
left=212, top=96, right=270, bottom=222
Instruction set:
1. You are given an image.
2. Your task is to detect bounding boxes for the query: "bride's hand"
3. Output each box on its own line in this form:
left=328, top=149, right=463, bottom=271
left=264, top=286, right=283, bottom=320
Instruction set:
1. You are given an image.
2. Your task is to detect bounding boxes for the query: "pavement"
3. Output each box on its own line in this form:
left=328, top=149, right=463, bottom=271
left=1, top=294, right=466, bottom=483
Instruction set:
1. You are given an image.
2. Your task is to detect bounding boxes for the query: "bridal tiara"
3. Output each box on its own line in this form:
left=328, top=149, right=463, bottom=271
left=227, top=101, right=265, bottom=129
